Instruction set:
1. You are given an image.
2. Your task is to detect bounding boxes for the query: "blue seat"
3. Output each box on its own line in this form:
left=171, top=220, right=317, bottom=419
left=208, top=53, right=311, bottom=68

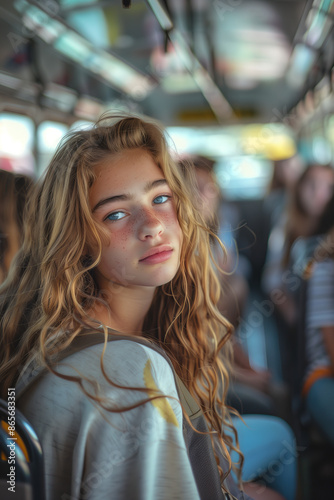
left=290, top=236, right=334, bottom=499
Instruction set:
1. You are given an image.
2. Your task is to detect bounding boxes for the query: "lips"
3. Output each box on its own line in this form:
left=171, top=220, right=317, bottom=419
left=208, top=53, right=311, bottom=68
left=139, top=244, right=173, bottom=262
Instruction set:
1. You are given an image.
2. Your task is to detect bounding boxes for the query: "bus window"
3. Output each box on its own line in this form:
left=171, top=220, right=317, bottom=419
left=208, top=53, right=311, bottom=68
left=37, top=121, right=68, bottom=175
left=215, top=156, right=272, bottom=200
left=167, top=123, right=296, bottom=200
left=70, top=120, right=94, bottom=132
left=0, top=114, right=35, bottom=176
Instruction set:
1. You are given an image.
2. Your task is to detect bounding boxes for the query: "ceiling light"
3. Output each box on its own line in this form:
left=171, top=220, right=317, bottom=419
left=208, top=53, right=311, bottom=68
left=14, top=0, right=156, bottom=99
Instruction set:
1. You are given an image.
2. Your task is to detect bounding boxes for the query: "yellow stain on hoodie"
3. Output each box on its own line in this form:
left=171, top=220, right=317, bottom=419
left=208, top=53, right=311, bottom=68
left=143, top=359, right=179, bottom=427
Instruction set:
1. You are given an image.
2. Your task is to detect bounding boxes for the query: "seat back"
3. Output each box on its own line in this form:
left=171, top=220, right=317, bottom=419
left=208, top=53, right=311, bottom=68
left=289, top=234, right=334, bottom=500
left=0, top=398, right=45, bottom=500
left=289, top=235, right=333, bottom=444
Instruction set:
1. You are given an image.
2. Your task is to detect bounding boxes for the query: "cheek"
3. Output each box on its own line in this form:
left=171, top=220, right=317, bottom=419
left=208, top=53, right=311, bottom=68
left=107, top=220, right=135, bottom=249
left=323, top=185, right=334, bottom=204
left=300, top=188, right=311, bottom=208
left=100, top=233, right=132, bottom=272
left=167, top=211, right=183, bottom=246
left=163, top=210, right=182, bottom=236
left=97, top=236, right=131, bottom=273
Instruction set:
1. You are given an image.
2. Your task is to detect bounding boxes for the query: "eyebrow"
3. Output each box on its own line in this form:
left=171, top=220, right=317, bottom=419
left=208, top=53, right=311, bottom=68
left=92, top=178, right=169, bottom=212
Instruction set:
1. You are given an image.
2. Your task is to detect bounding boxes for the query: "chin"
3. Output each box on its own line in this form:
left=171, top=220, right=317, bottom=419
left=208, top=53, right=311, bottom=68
left=143, top=268, right=179, bottom=287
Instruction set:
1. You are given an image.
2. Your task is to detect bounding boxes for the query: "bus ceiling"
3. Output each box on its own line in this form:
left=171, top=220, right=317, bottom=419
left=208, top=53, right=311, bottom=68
left=0, top=0, right=333, bottom=127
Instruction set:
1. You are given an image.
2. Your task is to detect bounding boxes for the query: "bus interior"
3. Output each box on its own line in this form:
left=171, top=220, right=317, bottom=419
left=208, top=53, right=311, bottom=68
left=0, top=1, right=334, bottom=498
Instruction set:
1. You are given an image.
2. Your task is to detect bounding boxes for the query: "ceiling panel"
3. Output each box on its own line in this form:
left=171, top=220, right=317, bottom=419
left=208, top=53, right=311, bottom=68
left=0, top=0, right=332, bottom=125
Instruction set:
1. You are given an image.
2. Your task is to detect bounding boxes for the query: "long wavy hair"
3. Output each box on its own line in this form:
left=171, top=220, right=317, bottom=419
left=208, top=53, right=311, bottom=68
left=0, top=169, right=33, bottom=283
left=0, top=114, right=241, bottom=486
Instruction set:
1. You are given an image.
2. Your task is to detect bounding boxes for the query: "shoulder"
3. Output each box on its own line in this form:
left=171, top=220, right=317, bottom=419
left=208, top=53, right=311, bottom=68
left=69, top=339, right=182, bottom=427
left=17, top=340, right=198, bottom=500
left=18, top=339, right=181, bottom=422
left=311, top=258, right=334, bottom=277
left=18, top=338, right=183, bottom=436
left=67, top=339, right=177, bottom=394
left=308, top=259, right=334, bottom=294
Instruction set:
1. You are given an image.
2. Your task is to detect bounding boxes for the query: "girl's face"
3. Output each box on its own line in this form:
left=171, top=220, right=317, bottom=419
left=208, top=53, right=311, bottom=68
left=299, top=167, right=334, bottom=217
left=89, top=148, right=183, bottom=291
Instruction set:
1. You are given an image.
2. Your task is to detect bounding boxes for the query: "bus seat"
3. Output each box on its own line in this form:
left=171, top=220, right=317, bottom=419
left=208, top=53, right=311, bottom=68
left=0, top=398, right=45, bottom=500
left=290, top=236, right=334, bottom=499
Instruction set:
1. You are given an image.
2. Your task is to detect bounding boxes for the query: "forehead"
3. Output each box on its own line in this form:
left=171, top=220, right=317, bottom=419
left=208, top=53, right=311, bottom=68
left=89, top=148, right=164, bottom=203
left=195, top=168, right=214, bottom=189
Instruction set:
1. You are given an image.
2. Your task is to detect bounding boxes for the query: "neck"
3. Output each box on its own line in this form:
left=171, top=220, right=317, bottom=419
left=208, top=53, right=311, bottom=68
left=90, top=283, right=156, bottom=336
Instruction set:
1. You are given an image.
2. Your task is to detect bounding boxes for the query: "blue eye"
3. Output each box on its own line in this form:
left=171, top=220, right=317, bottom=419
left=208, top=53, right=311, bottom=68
left=106, top=211, right=126, bottom=221
left=154, top=195, right=170, bottom=204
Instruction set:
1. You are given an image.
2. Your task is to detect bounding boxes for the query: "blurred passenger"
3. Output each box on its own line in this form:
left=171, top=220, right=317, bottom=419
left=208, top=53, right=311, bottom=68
left=0, top=169, right=33, bottom=283
left=186, top=154, right=248, bottom=328
left=262, top=163, right=334, bottom=329
left=301, top=194, right=334, bottom=445
left=264, top=154, right=303, bottom=229
left=184, top=154, right=297, bottom=499
left=182, top=155, right=287, bottom=418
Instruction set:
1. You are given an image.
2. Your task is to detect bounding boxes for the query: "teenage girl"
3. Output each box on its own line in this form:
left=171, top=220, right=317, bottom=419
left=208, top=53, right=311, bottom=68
left=0, top=115, right=295, bottom=499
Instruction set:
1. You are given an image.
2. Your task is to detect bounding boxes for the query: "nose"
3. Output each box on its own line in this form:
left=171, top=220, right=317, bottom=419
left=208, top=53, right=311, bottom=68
left=137, top=208, right=164, bottom=241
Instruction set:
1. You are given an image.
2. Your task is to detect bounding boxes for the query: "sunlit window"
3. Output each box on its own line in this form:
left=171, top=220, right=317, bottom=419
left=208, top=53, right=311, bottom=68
left=0, top=113, right=35, bottom=175
left=167, top=125, right=284, bottom=199
left=326, top=115, right=334, bottom=163
left=37, top=121, right=68, bottom=174
left=70, top=120, right=94, bottom=132
left=312, top=135, right=332, bottom=165
left=215, top=156, right=273, bottom=200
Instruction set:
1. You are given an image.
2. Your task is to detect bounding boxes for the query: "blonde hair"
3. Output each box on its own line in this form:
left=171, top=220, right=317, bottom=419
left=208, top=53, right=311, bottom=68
left=0, top=114, right=241, bottom=486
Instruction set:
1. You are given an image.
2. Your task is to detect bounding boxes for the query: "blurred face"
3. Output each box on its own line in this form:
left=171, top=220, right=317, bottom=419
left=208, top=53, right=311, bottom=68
left=281, top=156, right=303, bottom=188
left=194, top=168, right=220, bottom=223
left=89, top=148, right=183, bottom=291
left=299, top=166, right=334, bottom=217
